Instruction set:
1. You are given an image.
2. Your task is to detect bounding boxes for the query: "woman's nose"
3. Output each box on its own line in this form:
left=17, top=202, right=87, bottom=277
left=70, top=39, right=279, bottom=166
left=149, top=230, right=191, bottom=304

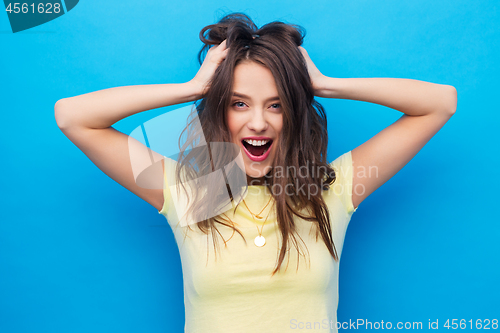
left=247, top=109, right=268, bottom=132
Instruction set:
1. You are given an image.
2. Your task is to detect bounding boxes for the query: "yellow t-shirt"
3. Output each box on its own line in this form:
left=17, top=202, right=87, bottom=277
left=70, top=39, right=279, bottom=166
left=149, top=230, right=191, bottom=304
left=158, top=151, right=358, bottom=332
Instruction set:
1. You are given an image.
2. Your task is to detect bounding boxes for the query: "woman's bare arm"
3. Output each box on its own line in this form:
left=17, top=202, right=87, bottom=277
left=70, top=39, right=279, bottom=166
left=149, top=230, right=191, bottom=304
left=54, top=82, right=203, bottom=212
left=54, top=82, right=202, bottom=130
left=54, top=40, right=229, bottom=212
left=299, top=46, right=457, bottom=211
left=314, top=77, right=456, bottom=116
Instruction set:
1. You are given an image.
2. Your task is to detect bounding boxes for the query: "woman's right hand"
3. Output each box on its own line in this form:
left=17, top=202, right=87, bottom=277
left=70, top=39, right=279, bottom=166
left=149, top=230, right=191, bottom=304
left=189, top=39, right=229, bottom=96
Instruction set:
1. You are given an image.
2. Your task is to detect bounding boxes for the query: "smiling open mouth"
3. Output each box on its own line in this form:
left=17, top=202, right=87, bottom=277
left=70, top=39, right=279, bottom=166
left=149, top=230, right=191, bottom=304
left=241, top=139, right=273, bottom=161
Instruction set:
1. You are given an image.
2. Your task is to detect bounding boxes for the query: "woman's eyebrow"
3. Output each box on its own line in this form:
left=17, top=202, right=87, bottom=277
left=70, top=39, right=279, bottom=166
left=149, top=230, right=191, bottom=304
left=232, top=92, right=280, bottom=102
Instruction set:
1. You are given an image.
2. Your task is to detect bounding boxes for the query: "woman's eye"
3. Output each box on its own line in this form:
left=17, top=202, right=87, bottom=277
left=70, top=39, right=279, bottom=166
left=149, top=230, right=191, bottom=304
left=270, top=103, right=282, bottom=111
left=233, top=102, right=246, bottom=108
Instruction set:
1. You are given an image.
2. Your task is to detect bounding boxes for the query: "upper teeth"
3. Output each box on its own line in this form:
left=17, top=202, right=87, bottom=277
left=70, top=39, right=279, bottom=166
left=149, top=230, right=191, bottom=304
left=244, top=139, right=269, bottom=146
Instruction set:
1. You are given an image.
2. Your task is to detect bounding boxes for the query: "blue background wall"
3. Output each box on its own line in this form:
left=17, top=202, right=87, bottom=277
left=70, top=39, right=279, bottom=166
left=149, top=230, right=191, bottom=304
left=1, top=1, right=498, bottom=332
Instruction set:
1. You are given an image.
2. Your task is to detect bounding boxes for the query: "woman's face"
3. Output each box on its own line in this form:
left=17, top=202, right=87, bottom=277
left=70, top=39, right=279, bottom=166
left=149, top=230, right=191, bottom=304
left=226, top=61, right=283, bottom=180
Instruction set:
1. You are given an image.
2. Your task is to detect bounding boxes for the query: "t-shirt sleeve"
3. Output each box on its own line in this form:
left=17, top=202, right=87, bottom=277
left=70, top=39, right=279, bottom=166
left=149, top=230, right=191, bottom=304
left=156, top=156, right=203, bottom=230
left=157, top=156, right=177, bottom=216
left=328, top=150, right=358, bottom=215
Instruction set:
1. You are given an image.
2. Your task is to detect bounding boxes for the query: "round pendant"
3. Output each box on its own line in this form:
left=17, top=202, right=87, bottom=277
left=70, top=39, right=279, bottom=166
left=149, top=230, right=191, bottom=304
left=254, top=235, right=266, bottom=247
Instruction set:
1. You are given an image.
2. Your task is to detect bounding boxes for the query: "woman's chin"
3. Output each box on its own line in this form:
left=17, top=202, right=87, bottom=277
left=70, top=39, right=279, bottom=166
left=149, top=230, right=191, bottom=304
left=245, top=164, right=272, bottom=181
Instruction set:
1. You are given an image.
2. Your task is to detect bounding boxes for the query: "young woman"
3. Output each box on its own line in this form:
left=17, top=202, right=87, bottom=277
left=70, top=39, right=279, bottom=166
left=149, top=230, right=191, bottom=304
left=54, top=12, right=457, bottom=333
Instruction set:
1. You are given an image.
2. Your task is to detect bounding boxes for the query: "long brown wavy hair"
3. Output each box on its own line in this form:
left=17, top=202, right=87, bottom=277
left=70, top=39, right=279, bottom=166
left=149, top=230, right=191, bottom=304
left=175, top=12, right=338, bottom=275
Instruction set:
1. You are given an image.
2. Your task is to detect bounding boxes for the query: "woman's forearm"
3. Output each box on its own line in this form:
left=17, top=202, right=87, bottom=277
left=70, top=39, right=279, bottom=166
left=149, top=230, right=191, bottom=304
left=55, top=80, right=203, bottom=130
left=317, top=77, right=457, bottom=116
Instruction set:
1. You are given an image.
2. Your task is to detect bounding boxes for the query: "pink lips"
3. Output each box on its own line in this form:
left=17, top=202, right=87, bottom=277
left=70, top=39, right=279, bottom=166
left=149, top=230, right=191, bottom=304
left=241, top=136, right=273, bottom=162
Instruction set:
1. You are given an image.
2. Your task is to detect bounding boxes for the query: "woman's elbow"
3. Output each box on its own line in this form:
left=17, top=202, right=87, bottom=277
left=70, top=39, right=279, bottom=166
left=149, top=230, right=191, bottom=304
left=54, top=98, right=72, bottom=130
left=442, top=85, right=457, bottom=116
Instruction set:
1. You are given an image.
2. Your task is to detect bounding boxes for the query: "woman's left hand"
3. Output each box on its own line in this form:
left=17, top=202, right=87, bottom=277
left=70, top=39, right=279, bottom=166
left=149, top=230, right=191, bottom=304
left=298, top=46, right=328, bottom=97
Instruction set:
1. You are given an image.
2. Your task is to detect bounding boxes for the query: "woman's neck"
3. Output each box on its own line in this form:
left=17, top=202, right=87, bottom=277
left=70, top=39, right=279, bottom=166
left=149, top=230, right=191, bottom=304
left=246, top=175, right=267, bottom=186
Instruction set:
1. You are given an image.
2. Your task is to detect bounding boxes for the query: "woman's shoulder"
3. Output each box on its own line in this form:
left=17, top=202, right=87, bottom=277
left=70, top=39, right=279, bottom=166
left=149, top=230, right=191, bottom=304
left=328, top=150, right=352, bottom=170
left=162, top=155, right=179, bottom=171
left=323, top=150, right=357, bottom=215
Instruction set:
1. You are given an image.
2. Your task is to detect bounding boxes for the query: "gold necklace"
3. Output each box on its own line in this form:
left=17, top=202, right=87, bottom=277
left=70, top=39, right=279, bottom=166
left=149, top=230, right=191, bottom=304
left=242, top=196, right=272, bottom=220
left=242, top=197, right=274, bottom=247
